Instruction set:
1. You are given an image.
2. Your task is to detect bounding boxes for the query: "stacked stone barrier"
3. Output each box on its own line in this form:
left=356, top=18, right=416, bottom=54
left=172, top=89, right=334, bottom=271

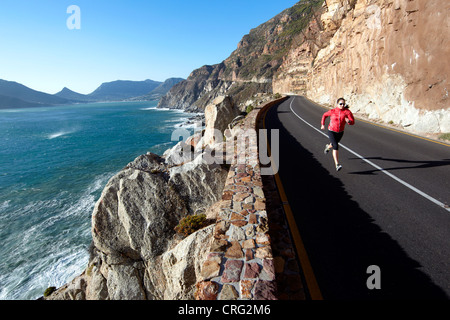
left=195, top=96, right=305, bottom=300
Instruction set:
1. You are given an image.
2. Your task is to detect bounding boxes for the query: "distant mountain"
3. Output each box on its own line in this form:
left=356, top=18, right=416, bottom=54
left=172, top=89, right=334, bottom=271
left=129, top=78, right=185, bottom=101
left=0, top=77, right=184, bottom=109
left=151, top=78, right=185, bottom=96
left=0, top=94, right=43, bottom=109
left=87, top=79, right=162, bottom=101
left=54, top=87, right=96, bottom=102
left=0, top=79, right=70, bottom=109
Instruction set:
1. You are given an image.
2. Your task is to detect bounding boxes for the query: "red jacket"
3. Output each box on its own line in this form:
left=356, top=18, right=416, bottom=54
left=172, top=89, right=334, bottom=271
left=321, top=107, right=355, bottom=132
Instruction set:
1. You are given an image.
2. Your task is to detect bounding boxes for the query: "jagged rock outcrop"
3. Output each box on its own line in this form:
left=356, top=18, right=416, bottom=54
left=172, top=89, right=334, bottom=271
left=169, top=154, right=229, bottom=215
left=47, top=225, right=215, bottom=300
left=92, top=163, right=185, bottom=262
left=160, top=225, right=215, bottom=299
left=158, top=64, right=234, bottom=112
left=45, top=91, right=243, bottom=300
left=46, top=145, right=228, bottom=299
left=203, top=96, right=240, bottom=146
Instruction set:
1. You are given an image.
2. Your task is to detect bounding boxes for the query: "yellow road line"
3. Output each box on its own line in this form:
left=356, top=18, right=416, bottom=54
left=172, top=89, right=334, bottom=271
left=261, top=101, right=323, bottom=300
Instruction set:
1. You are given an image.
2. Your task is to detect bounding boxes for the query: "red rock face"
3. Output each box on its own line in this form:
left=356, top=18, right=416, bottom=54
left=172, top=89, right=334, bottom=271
left=274, top=0, right=449, bottom=133
left=387, top=0, right=449, bottom=111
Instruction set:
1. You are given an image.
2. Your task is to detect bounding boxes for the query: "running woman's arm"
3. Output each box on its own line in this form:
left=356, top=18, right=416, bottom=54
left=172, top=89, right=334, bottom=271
left=346, top=110, right=355, bottom=125
left=321, top=110, right=332, bottom=129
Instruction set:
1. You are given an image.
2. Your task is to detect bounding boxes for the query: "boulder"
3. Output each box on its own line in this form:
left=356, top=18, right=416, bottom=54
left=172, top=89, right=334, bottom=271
left=91, top=166, right=188, bottom=261
left=107, top=262, right=147, bottom=300
left=44, top=273, right=87, bottom=300
left=160, top=225, right=215, bottom=299
left=124, top=153, right=166, bottom=173
left=47, top=149, right=228, bottom=300
left=204, top=96, right=240, bottom=147
left=169, top=154, right=228, bottom=214
left=163, top=140, right=196, bottom=167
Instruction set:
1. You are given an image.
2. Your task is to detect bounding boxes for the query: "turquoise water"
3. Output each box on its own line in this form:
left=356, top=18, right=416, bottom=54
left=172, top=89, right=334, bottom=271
left=0, top=101, right=193, bottom=299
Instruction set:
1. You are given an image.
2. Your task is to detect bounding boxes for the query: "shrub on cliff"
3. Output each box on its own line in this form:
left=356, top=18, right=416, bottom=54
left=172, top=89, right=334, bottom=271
left=43, top=286, right=56, bottom=297
left=175, top=214, right=207, bottom=237
left=439, top=133, right=450, bottom=141
left=273, top=93, right=282, bottom=99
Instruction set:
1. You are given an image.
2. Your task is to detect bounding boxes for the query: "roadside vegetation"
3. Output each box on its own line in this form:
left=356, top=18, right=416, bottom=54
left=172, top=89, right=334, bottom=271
left=438, top=133, right=450, bottom=141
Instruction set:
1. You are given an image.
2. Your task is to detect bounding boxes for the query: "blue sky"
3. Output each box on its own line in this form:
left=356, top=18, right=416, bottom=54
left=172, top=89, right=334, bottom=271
left=0, top=0, right=299, bottom=94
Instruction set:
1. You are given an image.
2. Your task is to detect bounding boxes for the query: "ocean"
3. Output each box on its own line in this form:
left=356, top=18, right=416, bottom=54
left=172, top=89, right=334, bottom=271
left=0, top=100, right=195, bottom=300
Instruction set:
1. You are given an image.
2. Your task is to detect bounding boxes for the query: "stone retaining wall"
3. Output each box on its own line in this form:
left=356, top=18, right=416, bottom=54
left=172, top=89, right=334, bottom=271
left=195, top=97, right=296, bottom=300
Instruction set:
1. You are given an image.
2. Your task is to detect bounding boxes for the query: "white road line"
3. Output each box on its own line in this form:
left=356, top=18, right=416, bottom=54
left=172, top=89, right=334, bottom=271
left=289, top=97, right=450, bottom=212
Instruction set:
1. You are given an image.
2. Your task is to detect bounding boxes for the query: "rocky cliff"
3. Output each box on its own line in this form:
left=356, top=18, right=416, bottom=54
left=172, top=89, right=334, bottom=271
left=44, top=95, right=246, bottom=300
left=46, top=151, right=228, bottom=299
left=274, top=0, right=449, bottom=134
left=161, top=0, right=449, bottom=135
left=158, top=0, right=324, bottom=112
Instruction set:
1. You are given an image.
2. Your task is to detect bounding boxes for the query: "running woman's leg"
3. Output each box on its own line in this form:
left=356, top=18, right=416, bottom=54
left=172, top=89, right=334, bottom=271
left=328, top=130, right=344, bottom=168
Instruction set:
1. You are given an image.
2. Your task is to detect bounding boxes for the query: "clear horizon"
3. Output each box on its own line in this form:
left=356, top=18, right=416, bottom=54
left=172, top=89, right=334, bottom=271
left=0, top=0, right=299, bottom=95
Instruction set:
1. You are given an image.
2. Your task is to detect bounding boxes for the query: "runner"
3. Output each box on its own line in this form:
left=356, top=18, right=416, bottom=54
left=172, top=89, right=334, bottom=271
left=320, top=98, right=355, bottom=171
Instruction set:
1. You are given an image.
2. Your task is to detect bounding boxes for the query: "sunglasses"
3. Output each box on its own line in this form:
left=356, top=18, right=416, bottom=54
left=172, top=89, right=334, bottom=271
left=339, top=103, right=345, bottom=105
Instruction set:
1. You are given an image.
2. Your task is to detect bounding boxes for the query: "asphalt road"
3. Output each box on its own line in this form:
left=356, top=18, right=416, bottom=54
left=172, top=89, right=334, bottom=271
left=264, top=96, right=450, bottom=300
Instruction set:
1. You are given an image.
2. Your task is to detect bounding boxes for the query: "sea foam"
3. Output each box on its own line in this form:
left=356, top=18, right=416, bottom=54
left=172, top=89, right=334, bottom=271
left=47, top=130, right=76, bottom=140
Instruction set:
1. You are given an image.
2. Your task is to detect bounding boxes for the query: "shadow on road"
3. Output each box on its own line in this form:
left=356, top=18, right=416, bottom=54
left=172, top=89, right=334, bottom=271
left=266, top=106, right=448, bottom=300
left=348, top=157, right=450, bottom=175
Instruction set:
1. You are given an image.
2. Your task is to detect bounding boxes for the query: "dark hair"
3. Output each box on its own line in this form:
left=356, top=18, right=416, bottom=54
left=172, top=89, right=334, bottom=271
left=337, top=97, right=345, bottom=104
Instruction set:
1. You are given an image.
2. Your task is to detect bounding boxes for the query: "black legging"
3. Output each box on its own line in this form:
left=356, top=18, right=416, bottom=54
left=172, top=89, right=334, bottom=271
left=328, top=130, right=344, bottom=150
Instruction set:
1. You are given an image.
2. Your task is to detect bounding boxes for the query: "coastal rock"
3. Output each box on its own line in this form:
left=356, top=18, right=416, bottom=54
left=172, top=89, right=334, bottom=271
left=48, top=148, right=228, bottom=300
left=158, top=0, right=301, bottom=113
left=85, top=263, right=108, bottom=300
left=44, top=273, right=87, bottom=300
left=125, top=153, right=166, bottom=173
left=92, top=166, right=187, bottom=261
left=159, top=0, right=448, bottom=135
left=107, top=262, right=147, bottom=300
left=163, top=140, right=196, bottom=167
left=203, top=95, right=240, bottom=147
left=160, top=225, right=214, bottom=299
left=158, top=64, right=234, bottom=112
left=169, top=154, right=229, bottom=214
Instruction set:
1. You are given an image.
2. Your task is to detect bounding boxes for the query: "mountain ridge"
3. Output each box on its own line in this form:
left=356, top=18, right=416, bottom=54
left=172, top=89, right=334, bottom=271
left=0, top=79, right=71, bottom=108
left=0, top=77, right=184, bottom=109
left=54, top=87, right=96, bottom=102
left=158, top=0, right=324, bottom=112
left=87, top=79, right=162, bottom=101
